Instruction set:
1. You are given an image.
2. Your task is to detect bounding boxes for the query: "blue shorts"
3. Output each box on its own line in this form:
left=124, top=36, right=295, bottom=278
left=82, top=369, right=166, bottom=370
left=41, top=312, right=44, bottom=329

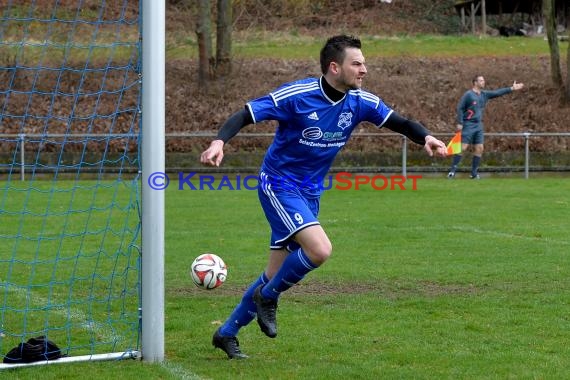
left=461, top=128, right=484, bottom=145
left=258, top=171, right=320, bottom=251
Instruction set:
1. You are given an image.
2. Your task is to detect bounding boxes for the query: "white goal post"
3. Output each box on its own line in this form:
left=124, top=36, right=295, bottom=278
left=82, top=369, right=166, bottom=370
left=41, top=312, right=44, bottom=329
left=141, top=0, right=165, bottom=364
left=0, top=0, right=164, bottom=367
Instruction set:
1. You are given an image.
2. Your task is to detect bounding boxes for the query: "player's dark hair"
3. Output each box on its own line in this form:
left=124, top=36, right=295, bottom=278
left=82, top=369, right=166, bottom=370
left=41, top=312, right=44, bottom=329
left=320, top=35, right=361, bottom=75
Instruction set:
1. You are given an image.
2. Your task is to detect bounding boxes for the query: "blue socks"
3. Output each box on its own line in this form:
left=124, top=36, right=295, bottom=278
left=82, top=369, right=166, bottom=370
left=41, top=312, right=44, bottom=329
left=218, top=272, right=268, bottom=337
left=261, top=249, right=317, bottom=300
left=218, top=249, right=318, bottom=337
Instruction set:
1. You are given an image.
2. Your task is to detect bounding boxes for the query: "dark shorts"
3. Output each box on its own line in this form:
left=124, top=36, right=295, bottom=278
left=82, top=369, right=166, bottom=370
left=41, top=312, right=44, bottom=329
left=258, top=170, right=320, bottom=251
left=461, top=128, right=484, bottom=145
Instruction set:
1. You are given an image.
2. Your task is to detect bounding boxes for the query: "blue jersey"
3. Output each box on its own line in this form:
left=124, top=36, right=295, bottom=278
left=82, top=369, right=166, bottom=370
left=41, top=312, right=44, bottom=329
left=246, top=77, right=393, bottom=197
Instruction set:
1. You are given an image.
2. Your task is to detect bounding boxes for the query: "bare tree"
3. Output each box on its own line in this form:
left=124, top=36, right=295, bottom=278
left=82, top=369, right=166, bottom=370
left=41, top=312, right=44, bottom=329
left=215, top=0, right=232, bottom=77
left=543, top=0, right=563, bottom=88
left=566, top=32, right=570, bottom=102
left=196, top=0, right=214, bottom=85
left=195, top=0, right=232, bottom=84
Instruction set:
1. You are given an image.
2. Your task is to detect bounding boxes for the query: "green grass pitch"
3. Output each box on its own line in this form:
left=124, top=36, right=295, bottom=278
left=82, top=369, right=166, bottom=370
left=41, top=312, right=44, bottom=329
left=4, top=176, right=570, bottom=379
left=163, top=176, right=570, bottom=379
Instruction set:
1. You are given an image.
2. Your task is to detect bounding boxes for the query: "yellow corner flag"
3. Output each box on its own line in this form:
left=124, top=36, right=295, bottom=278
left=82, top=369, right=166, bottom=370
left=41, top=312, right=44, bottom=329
left=446, top=132, right=461, bottom=155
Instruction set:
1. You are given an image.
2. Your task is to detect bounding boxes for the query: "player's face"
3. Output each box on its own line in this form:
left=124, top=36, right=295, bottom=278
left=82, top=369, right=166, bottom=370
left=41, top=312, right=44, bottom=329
left=337, top=48, right=367, bottom=90
left=474, top=76, right=485, bottom=89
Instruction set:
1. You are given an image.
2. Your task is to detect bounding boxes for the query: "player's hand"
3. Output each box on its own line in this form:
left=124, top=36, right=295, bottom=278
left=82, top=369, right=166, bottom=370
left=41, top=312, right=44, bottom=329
left=200, top=140, right=225, bottom=167
left=456, top=124, right=463, bottom=132
left=512, top=81, right=524, bottom=91
left=424, top=135, right=447, bottom=157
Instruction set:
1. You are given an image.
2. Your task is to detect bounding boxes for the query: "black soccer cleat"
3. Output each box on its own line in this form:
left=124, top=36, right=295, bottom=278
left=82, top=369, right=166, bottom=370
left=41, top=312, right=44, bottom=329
left=253, top=285, right=278, bottom=338
left=212, top=329, right=248, bottom=359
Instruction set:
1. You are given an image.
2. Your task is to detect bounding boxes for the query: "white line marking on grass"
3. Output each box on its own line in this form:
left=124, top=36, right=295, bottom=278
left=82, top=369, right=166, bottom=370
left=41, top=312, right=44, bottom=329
left=161, top=361, right=211, bottom=380
left=449, top=226, right=570, bottom=245
left=390, top=225, right=570, bottom=246
left=1, top=285, right=121, bottom=343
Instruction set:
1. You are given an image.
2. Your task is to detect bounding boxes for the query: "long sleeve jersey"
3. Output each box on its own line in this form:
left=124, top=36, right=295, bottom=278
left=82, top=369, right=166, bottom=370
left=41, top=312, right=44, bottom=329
left=456, top=87, right=512, bottom=129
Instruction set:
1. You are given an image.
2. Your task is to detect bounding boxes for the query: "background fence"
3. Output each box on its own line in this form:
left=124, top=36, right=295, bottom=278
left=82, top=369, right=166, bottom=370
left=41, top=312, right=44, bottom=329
left=2, top=132, right=570, bottom=180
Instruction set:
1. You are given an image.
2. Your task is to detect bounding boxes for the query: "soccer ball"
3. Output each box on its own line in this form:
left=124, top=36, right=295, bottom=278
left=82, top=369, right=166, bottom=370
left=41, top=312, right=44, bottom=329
left=190, top=253, right=227, bottom=290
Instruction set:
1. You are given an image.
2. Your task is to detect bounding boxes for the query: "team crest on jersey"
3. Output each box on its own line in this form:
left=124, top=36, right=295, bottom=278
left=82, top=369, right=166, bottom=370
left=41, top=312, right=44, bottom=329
left=337, top=112, right=353, bottom=130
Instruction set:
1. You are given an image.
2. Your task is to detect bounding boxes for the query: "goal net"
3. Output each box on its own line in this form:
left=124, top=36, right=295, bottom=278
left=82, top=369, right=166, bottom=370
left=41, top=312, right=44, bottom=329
left=0, top=0, right=142, bottom=366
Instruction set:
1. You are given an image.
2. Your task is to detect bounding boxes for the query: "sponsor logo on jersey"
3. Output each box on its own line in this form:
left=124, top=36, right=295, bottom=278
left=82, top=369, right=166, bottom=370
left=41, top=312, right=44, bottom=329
left=301, top=127, right=323, bottom=140
left=322, top=131, right=344, bottom=141
left=307, top=111, right=319, bottom=120
left=301, top=127, right=346, bottom=145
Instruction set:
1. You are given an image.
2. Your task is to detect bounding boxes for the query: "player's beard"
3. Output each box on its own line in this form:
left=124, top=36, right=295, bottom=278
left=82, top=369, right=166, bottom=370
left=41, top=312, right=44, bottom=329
left=352, top=77, right=363, bottom=89
left=338, top=71, right=362, bottom=90
left=348, top=81, right=361, bottom=90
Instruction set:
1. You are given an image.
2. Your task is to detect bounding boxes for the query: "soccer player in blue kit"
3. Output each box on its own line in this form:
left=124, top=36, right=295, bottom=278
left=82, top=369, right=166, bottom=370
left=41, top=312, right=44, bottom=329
left=200, top=35, right=447, bottom=359
left=447, top=74, right=524, bottom=179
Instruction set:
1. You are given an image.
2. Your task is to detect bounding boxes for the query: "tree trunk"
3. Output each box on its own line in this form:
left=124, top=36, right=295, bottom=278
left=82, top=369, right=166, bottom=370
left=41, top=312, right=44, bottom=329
left=566, top=39, right=570, bottom=103
left=215, top=0, right=232, bottom=77
left=481, top=0, right=486, bottom=35
left=196, top=0, right=214, bottom=85
left=543, top=0, right=563, bottom=88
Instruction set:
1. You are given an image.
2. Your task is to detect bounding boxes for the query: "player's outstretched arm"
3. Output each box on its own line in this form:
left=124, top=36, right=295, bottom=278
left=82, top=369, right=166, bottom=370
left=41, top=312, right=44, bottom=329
left=511, top=81, right=524, bottom=91
left=383, top=112, right=429, bottom=145
left=424, top=135, right=447, bottom=157
left=200, top=108, right=254, bottom=167
left=383, top=112, right=446, bottom=158
left=200, top=140, right=225, bottom=167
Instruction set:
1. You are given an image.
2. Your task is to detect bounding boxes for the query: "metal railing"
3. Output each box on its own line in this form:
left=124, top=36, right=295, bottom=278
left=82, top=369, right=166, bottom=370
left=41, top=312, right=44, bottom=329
left=2, top=132, right=570, bottom=180
left=165, top=131, right=570, bottom=179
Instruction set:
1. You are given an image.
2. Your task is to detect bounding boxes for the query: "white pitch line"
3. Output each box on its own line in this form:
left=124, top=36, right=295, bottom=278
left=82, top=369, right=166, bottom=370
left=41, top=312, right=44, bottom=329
left=389, top=225, right=570, bottom=246
left=448, top=225, right=570, bottom=246
left=1, top=285, right=123, bottom=344
left=160, top=361, right=212, bottom=380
